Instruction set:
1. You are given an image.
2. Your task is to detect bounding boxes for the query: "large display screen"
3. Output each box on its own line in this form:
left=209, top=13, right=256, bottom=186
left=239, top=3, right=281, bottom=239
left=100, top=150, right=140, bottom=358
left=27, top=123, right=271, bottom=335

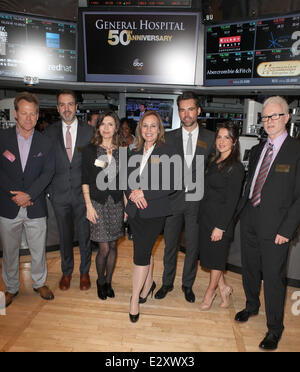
left=204, top=13, right=300, bottom=86
left=82, top=11, right=199, bottom=84
left=88, top=0, right=192, bottom=7
left=0, top=11, right=77, bottom=81
left=126, top=96, right=174, bottom=128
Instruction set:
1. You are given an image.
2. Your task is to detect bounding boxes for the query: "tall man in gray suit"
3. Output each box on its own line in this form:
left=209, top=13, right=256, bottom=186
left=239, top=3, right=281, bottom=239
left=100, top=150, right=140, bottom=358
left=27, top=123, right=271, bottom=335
left=155, top=91, right=215, bottom=302
left=45, top=90, right=93, bottom=291
left=0, top=92, right=55, bottom=307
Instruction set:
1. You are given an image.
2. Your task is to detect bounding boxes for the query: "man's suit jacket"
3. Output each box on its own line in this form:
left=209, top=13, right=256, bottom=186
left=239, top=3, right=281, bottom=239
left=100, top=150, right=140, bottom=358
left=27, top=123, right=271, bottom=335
left=125, top=143, right=177, bottom=219
left=44, top=120, right=93, bottom=204
left=237, top=136, right=300, bottom=240
left=165, top=126, right=215, bottom=207
left=0, top=127, right=55, bottom=219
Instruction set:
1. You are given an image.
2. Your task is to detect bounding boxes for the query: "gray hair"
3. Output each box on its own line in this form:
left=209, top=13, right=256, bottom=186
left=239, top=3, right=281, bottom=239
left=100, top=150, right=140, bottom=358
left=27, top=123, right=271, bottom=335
left=262, top=96, right=289, bottom=114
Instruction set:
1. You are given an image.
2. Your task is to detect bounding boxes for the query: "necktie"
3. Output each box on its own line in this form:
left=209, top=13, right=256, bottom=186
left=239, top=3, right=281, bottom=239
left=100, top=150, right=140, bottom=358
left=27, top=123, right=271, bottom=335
left=186, top=132, right=193, bottom=156
left=66, top=125, right=72, bottom=162
left=251, top=143, right=274, bottom=207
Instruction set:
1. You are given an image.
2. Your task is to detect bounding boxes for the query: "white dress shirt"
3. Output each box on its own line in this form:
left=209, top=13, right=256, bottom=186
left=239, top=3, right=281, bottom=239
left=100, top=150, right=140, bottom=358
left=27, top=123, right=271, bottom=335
left=62, top=118, right=78, bottom=157
left=140, top=144, right=155, bottom=175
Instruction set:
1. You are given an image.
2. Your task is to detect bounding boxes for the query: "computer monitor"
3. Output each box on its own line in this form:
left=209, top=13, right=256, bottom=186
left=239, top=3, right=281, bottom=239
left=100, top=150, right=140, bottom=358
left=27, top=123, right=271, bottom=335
left=0, top=11, right=77, bottom=81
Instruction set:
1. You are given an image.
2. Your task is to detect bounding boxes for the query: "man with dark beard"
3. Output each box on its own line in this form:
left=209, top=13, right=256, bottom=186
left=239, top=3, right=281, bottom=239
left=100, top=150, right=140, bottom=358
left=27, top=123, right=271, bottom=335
left=44, top=90, right=93, bottom=292
left=155, top=91, right=215, bottom=303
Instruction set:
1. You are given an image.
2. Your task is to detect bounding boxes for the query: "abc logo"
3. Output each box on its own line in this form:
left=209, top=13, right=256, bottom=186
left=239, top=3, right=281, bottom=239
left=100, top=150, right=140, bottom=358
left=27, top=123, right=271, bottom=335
left=133, top=58, right=143, bottom=71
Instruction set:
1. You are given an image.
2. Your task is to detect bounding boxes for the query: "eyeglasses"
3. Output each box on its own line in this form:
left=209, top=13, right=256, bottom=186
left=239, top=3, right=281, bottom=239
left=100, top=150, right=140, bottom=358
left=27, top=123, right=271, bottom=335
left=261, top=113, right=286, bottom=122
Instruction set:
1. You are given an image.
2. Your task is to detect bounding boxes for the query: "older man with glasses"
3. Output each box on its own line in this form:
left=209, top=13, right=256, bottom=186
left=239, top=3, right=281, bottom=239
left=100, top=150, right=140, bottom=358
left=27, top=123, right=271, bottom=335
left=235, top=96, right=300, bottom=350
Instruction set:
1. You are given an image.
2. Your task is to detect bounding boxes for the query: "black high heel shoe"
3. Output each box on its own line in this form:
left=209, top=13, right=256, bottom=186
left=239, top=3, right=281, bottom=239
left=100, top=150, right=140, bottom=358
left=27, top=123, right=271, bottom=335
left=139, top=281, right=156, bottom=304
left=96, top=280, right=107, bottom=300
left=106, top=283, right=115, bottom=298
left=129, top=297, right=140, bottom=323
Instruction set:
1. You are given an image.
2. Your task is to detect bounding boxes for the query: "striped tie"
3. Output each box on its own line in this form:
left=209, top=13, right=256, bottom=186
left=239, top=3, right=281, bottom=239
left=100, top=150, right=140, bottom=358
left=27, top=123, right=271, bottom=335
left=251, top=143, right=274, bottom=207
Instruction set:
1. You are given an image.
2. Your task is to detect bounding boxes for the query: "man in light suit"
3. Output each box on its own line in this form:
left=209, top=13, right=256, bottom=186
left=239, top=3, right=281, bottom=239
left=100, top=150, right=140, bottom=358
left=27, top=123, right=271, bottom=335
left=0, top=92, right=55, bottom=307
left=45, top=90, right=93, bottom=291
left=155, top=91, right=215, bottom=303
left=235, top=96, right=300, bottom=350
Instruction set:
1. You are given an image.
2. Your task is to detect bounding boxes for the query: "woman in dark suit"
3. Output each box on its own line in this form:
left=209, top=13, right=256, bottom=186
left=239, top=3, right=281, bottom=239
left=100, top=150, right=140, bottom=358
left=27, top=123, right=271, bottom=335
left=198, top=122, right=244, bottom=310
left=125, top=111, right=177, bottom=322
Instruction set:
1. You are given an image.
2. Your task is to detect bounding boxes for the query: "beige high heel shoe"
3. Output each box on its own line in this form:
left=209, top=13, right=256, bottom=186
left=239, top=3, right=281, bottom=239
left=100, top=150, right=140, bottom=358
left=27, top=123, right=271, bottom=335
left=199, top=292, right=217, bottom=311
left=219, top=286, right=233, bottom=308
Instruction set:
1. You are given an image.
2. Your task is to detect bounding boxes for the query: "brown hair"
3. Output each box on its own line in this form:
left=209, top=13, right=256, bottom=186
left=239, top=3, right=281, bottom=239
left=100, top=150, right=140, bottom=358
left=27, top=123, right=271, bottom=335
left=56, top=89, right=77, bottom=104
left=208, top=121, right=241, bottom=172
left=177, top=91, right=201, bottom=109
left=91, top=110, right=120, bottom=147
left=134, top=110, right=165, bottom=151
left=14, top=92, right=39, bottom=112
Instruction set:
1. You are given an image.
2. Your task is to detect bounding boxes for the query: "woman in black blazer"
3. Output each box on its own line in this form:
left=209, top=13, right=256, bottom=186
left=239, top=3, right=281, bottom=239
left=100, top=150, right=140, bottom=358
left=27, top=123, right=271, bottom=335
left=198, top=122, right=244, bottom=311
left=125, top=111, right=177, bottom=322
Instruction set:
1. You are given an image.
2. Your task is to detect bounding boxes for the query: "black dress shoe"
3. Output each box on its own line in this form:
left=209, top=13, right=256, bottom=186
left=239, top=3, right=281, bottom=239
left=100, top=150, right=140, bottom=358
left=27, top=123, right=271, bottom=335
left=96, top=280, right=107, bottom=300
left=182, top=286, right=195, bottom=303
left=129, top=297, right=140, bottom=323
left=139, top=281, right=156, bottom=304
left=234, top=309, right=259, bottom=322
left=105, top=283, right=115, bottom=298
left=154, top=285, right=174, bottom=300
left=259, top=332, right=281, bottom=351
left=129, top=312, right=140, bottom=323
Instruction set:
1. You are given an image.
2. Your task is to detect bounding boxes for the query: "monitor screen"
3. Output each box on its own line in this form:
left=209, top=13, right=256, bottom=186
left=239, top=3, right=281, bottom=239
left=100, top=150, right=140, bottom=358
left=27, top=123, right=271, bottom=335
left=0, top=11, right=77, bottom=81
left=204, top=13, right=300, bottom=86
left=126, top=96, right=174, bottom=128
left=82, top=11, right=199, bottom=84
left=88, top=0, right=192, bottom=7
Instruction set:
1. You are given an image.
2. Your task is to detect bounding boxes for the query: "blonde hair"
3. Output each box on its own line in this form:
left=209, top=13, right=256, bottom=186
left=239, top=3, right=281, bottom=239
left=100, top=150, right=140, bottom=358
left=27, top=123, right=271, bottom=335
left=134, top=111, right=165, bottom=151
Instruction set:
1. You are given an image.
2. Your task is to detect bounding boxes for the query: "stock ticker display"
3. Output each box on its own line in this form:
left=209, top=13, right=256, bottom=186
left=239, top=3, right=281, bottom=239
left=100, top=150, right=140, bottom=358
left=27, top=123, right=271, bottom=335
left=205, top=13, right=300, bottom=86
left=0, top=12, right=77, bottom=81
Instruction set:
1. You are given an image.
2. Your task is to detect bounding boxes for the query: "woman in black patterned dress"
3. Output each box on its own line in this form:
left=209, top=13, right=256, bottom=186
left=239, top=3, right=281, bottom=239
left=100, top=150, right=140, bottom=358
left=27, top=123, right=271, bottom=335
left=82, top=111, right=124, bottom=300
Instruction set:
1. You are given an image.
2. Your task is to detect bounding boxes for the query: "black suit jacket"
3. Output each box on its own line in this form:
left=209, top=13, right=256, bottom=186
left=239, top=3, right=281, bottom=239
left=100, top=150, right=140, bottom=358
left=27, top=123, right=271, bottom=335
left=0, top=127, right=55, bottom=219
left=198, top=161, right=245, bottom=238
left=44, top=120, right=93, bottom=204
left=165, top=126, right=215, bottom=206
left=236, top=136, right=300, bottom=239
left=125, top=143, right=177, bottom=219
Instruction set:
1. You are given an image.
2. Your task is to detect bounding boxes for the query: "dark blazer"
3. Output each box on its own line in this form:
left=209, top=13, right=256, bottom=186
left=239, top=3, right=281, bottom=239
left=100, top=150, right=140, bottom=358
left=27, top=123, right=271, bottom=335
left=0, top=127, right=55, bottom=219
left=81, top=143, right=123, bottom=204
left=236, top=136, right=300, bottom=239
left=165, top=126, right=215, bottom=204
left=125, top=143, right=177, bottom=219
left=198, top=161, right=245, bottom=238
left=44, top=120, right=93, bottom=204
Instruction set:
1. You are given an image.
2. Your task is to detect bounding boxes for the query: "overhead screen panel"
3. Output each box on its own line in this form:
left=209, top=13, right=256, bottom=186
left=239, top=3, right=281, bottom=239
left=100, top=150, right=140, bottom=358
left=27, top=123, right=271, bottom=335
left=0, top=0, right=78, bottom=21
left=0, top=11, right=77, bottom=81
left=204, top=13, right=300, bottom=86
left=82, top=11, right=200, bottom=85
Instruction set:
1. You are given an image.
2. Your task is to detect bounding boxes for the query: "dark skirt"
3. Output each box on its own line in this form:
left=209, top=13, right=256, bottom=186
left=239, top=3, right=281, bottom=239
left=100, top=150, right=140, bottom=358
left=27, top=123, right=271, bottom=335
left=199, top=223, right=231, bottom=271
left=128, top=212, right=166, bottom=266
left=90, top=196, right=124, bottom=243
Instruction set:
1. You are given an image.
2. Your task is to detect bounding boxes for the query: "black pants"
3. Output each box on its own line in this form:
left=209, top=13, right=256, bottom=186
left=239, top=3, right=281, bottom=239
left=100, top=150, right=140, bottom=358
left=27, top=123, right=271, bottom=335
left=129, top=212, right=166, bottom=266
left=52, top=198, right=91, bottom=276
left=162, top=193, right=199, bottom=288
left=240, top=202, right=290, bottom=336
